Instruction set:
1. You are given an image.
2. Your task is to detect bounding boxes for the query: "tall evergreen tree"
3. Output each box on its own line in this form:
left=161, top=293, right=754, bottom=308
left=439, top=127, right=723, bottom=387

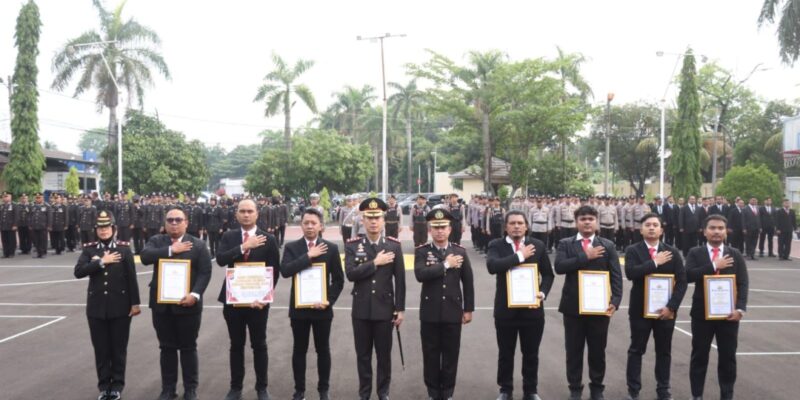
left=668, top=50, right=703, bottom=198
left=2, top=0, right=45, bottom=196
left=65, top=166, right=80, bottom=196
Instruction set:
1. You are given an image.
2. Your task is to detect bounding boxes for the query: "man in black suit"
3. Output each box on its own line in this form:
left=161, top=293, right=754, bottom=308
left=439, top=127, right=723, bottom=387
left=487, top=210, right=554, bottom=400
left=708, top=196, right=729, bottom=217
left=415, top=208, right=475, bottom=400
left=141, top=207, right=212, bottom=400
left=775, top=199, right=796, bottom=260
left=679, top=196, right=701, bottom=257
left=345, top=197, right=406, bottom=400
left=686, top=214, right=749, bottom=400
left=697, top=198, right=711, bottom=247
left=651, top=196, right=670, bottom=244
left=555, top=206, right=623, bottom=400
left=742, top=197, right=762, bottom=260
left=666, top=196, right=680, bottom=247
left=624, top=213, right=687, bottom=400
left=216, top=199, right=280, bottom=400
left=758, top=197, right=776, bottom=257
left=281, top=208, right=344, bottom=400
left=726, top=198, right=745, bottom=252
left=74, top=210, right=141, bottom=400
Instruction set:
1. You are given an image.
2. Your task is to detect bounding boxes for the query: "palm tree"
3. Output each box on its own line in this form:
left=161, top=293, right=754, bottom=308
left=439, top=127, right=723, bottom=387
left=388, top=79, right=425, bottom=192
left=51, top=0, right=170, bottom=172
left=758, top=0, right=800, bottom=65
left=327, top=85, right=376, bottom=140
left=254, top=52, right=317, bottom=150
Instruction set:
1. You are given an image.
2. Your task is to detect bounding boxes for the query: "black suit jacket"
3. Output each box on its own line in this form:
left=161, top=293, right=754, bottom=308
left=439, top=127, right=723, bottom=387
left=215, top=228, right=281, bottom=306
left=742, top=206, right=761, bottom=231
left=486, top=237, right=554, bottom=320
left=652, top=203, right=670, bottom=227
left=554, top=236, right=623, bottom=316
left=685, top=245, right=748, bottom=320
left=775, top=208, right=797, bottom=232
left=414, top=242, right=475, bottom=324
left=140, top=233, right=212, bottom=314
left=727, top=207, right=744, bottom=232
left=624, top=241, right=687, bottom=319
left=280, top=237, right=344, bottom=320
left=679, top=205, right=701, bottom=232
left=709, top=204, right=729, bottom=217
left=759, top=206, right=775, bottom=230
left=345, top=236, right=406, bottom=321
left=74, top=241, right=140, bottom=319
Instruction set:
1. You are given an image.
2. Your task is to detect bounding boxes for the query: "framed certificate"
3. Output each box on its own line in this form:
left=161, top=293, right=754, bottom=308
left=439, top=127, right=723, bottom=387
left=225, top=262, right=274, bottom=305
left=644, top=274, right=674, bottom=319
left=704, top=274, right=737, bottom=320
left=506, top=263, right=540, bottom=308
left=157, top=259, right=191, bottom=304
left=294, top=263, right=328, bottom=308
left=578, top=270, right=611, bottom=315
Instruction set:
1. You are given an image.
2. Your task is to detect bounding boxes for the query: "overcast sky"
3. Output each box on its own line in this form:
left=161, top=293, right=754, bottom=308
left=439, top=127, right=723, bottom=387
left=0, top=0, right=797, bottom=155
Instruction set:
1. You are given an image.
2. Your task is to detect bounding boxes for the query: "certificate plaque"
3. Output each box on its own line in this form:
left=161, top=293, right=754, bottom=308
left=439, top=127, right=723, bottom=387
left=644, top=274, right=674, bottom=319
left=157, top=259, right=191, bottom=304
left=578, top=270, right=611, bottom=315
left=506, top=263, right=540, bottom=308
left=225, top=263, right=274, bottom=305
left=294, top=263, right=328, bottom=308
left=704, top=274, right=736, bottom=320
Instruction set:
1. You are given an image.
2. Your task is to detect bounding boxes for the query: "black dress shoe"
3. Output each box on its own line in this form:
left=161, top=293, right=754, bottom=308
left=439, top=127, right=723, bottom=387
left=291, top=391, right=305, bottom=400
left=223, top=389, right=242, bottom=400
left=97, top=391, right=110, bottom=400
left=182, top=389, right=197, bottom=400
left=496, top=393, right=511, bottom=400
left=107, top=391, right=122, bottom=400
left=522, top=394, right=541, bottom=400
left=625, top=394, right=639, bottom=400
left=568, top=391, right=581, bottom=400
left=590, top=394, right=604, bottom=400
left=256, top=389, right=270, bottom=400
left=691, top=397, right=702, bottom=400
left=378, top=395, right=389, bottom=400
left=318, top=392, right=329, bottom=400
left=157, top=389, right=178, bottom=400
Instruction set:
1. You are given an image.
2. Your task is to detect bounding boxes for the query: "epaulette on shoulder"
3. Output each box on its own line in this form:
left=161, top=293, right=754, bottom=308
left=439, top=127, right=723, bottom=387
left=450, top=242, right=464, bottom=248
left=386, top=236, right=400, bottom=243
left=116, top=241, right=130, bottom=247
left=347, top=237, right=362, bottom=243
left=84, top=242, right=98, bottom=247
left=415, top=243, right=428, bottom=249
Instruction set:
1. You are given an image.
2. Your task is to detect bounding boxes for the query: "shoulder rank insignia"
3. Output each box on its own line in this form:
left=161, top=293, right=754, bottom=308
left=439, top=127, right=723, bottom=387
left=116, top=241, right=130, bottom=247
left=415, top=242, right=428, bottom=249
left=84, top=242, right=98, bottom=247
left=386, top=236, right=400, bottom=243
left=347, top=237, right=362, bottom=243
left=451, top=242, right=463, bottom=249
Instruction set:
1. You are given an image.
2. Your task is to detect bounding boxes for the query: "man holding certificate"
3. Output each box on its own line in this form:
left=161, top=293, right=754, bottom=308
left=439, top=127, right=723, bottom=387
left=345, top=197, right=406, bottom=400
left=686, top=214, right=749, bottom=400
left=280, top=208, right=344, bottom=400
left=141, top=207, right=212, bottom=400
left=555, top=205, right=623, bottom=400
left=486, top=210, right=554, bottom=400
left=623, top=213, right=687, bottom=400
left=414, top=208, right=475, bottom=400
left=215, top=198, right=280, bottom=400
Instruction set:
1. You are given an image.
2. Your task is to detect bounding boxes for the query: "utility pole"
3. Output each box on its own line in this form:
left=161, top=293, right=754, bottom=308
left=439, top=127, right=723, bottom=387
left=357, top=33, right=406, bottom=200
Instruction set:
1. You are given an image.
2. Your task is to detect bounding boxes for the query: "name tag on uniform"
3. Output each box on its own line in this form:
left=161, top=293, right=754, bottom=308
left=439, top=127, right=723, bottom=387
left=41, top=207, right=46, bottom=212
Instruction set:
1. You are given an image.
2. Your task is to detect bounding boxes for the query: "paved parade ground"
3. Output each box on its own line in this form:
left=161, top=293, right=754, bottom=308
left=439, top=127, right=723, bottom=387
left=1, top=227, right=799, bottom=400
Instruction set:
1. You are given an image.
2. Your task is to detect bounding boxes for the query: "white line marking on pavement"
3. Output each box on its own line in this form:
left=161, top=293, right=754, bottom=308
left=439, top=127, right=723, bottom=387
left=750, top=288, right=800, bottom=294
left=0, top=316, right=66, bottom=344
left=673, top=326, right=718, bottom=349
left=737, top=352, right=800, bottom=356
left=675, top=320, right=800, bottom=323
left=0, top=271, right=152, bottom=287
left=0, top=265, right=76, bottom=269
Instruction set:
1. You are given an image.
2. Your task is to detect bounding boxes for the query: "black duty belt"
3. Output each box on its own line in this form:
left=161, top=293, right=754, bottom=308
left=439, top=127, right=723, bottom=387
left=533, top=221, right=547, bottom=224
left=600, top=223, right=615, bottom=227
left=386, top=221, right=398, bottom=224
left=561, top=219, right=574, bottom=223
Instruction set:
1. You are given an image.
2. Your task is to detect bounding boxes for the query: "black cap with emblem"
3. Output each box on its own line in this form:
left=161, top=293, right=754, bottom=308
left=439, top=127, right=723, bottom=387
left=95, top=210, right=115, bottom=228
left=359, top=197, right=388, bottom=217
left=426, top=208, right=453, bottom=227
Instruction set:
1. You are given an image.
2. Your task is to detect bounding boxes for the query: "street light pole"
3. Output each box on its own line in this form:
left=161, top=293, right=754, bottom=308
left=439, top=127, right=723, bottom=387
left=70, top=40, right=122, bottom=193
left=357, top=33, right=406, bottom=200
left=431, top=147, right=437, bottom=192
left=604, top=92, right=614, bottom=195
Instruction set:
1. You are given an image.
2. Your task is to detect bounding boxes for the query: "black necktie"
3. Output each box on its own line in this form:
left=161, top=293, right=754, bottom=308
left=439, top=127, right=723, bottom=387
left=371, top=243, right=378, bottom=253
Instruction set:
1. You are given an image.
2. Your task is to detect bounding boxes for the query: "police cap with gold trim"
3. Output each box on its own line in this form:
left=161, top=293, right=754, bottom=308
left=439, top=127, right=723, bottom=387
left=95, top=210, right=115, bottom=228
left=359, top=197, right=388, bottom=217
left=426, top=208, right=453, bottom=227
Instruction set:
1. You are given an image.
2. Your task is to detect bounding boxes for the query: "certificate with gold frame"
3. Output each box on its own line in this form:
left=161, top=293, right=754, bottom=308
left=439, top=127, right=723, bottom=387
left=644, top=274, right=674, bottom=319
left=295, top=263, right=328, bottom=308
left=157, top=259, right=191, bottom=304
left=704, top=274, right=736, bottom=320
left=578, top=270, right=611, bottom=315
left=226, top=262, right=274, bottom=306
left=506, top=263, right=540, bottom=308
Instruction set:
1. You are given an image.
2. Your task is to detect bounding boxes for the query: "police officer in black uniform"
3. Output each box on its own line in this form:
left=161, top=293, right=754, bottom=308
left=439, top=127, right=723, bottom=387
left=80, top=196, right=99, bottom=248
left=29, top=192, right=52, bottom=258
left=384, top=194, right=402, bottom=238
left=345, top=197, right=406, bottom=400
left=114, top=192, right=135, bottom=242
left=414, top=208, right=474, bottom=400
left=486, top=197, right=506, bottom=242
left=0, top=191, right=17, bottom=258
left=51, top=193, right=68, bottom=255
left=74, top=210, right=141, bottom=400
left=144, top=193, right=164, bottom=241
left=67, top=195, right=80, bottom=252
left=411, top=194, right=431, bottom=247
left=446, top=193, right=465, bottom=245
left=131, top=196, right=144, bottom=255
left=205, top=197, right=224, bottom=257
left=186, top=196, right=204, bottom=239
left=16, top=193, right=32, bottom=254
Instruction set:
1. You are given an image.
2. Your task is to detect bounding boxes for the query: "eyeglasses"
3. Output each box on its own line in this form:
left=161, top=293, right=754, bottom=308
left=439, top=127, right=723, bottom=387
left=166, top=217, right=185, bottom=224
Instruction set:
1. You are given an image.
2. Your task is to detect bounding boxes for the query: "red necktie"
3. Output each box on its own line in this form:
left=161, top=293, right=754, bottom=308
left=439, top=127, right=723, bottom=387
left=243, top=232, right=250, bottom=261
left=582, top=238, right=591, bottom=251
left=514, top=240, right=520, bottom=252
left=649, top=247, right=657, bottom=260
left=308, top=241, right=315, bottom=250
left=712, top=247, right=720, bottom=275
